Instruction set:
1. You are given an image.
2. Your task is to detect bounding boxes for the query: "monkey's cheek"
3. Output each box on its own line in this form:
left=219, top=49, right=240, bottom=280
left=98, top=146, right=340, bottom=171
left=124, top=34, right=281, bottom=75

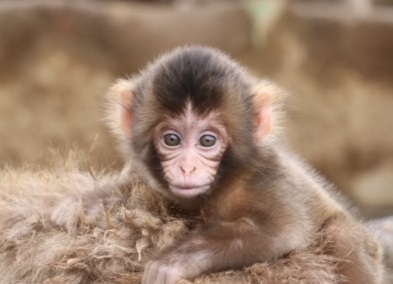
left=169, top=185, right=210, bottom=199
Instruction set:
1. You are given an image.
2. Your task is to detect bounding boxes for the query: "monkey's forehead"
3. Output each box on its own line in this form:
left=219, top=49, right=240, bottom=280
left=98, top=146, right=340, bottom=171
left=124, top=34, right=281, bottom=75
left=138, top=46, right=253, bottom=116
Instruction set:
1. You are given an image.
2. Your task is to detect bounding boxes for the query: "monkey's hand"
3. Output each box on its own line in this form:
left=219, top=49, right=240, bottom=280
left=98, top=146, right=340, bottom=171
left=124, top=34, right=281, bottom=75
left=50, top=194, right=103, bottom=231
left=141, top=218, right=262, bottom=284
left=142, top=221, right=234, bottom=284
left=141, top=221, right=248, bottom=284
left=50, top=182, right=125, bottom=231
left=50, top=195, right=81, bottom=230
left=142, top=259, right=188, bottom=284
left=142, top=247, right=209, bottom=284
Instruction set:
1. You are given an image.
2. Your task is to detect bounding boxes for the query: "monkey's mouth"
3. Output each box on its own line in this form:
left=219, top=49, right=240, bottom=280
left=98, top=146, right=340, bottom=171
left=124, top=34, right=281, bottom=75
left=169, top=184, right=210, bottom=198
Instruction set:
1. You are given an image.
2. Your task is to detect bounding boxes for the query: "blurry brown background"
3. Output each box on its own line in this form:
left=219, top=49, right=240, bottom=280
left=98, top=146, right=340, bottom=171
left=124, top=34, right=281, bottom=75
left=0, top=0, right=392, bottom=218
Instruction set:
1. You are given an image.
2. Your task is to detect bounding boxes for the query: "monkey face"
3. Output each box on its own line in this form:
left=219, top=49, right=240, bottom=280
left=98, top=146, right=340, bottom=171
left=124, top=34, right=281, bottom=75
left=153, top=104, right=229, bottom=199
left=107, top=47, right=284, bottom=204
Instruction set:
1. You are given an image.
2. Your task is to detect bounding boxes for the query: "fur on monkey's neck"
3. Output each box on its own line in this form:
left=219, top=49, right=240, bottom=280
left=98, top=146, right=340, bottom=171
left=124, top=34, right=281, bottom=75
left=164, top=170, right=263, bottom=221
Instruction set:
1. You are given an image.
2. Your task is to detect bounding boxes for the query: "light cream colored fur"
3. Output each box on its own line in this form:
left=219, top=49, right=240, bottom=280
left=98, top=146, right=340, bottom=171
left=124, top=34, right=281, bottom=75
left=0, top=151, right=345, bottom=284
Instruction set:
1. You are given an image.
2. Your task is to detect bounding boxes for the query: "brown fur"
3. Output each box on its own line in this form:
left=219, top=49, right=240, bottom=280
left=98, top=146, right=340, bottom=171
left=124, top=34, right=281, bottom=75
left=0, top=46, right=385, bottom=283
left=0, top=151, right=346, bottom=284
left=106, top=46, right=383, bottom=283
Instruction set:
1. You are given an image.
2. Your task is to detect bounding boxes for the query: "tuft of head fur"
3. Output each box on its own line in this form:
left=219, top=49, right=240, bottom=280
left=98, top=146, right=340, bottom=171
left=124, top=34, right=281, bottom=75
left=0, top=150, right=346, bottom=284
left=131, top=46, right=286, bottom=154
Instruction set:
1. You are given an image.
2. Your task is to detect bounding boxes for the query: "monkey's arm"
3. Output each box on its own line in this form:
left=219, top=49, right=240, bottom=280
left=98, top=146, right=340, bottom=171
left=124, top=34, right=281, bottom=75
left=50, top=179, right=127, bottom=230
left=142, top=217, right=307, bottom=284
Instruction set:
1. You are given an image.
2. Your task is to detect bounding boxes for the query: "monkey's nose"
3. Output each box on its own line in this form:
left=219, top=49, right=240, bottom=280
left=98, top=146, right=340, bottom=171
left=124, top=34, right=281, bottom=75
left=180, top=166, right=196, bottom=175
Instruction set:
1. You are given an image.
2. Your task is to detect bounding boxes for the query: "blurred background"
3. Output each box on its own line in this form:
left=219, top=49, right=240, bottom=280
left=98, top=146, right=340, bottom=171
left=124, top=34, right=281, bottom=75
left=0, top=0, right=392, bottom=218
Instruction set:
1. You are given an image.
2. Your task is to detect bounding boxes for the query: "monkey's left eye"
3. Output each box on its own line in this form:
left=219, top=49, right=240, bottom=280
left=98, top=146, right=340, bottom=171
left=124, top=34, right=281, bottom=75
left=199, top=135, right=217, bottom=147
left=164, top=134, right=181, bottom=147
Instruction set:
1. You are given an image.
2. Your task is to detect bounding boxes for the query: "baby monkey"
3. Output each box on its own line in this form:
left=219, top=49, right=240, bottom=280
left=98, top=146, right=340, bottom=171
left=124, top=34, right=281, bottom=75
left=110, top=46, right=382, bottom=283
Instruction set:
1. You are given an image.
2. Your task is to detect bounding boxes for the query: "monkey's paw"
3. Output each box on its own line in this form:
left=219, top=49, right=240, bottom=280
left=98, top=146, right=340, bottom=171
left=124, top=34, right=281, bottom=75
left=50, top=196, right=81, bottom=231
left=142, top=260, right=185, bottom=284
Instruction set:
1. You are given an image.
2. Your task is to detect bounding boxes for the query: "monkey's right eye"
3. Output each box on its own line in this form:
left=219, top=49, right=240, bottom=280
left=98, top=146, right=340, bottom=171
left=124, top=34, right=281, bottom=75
left=163, top=134, right=181, bottom=147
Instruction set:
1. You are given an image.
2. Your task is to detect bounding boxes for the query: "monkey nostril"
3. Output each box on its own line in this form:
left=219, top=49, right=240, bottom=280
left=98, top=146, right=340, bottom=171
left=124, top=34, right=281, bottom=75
left=180, top=166, right=196, bottom=175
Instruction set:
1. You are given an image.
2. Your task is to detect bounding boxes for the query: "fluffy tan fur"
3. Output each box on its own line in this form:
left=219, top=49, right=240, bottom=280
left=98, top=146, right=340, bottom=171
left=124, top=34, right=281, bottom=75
left=0, top=151, right=346, bottom=284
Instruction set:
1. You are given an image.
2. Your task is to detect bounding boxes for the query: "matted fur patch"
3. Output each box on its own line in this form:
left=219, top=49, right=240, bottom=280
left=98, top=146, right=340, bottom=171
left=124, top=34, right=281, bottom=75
left=0, top=152, right=343, bottom=284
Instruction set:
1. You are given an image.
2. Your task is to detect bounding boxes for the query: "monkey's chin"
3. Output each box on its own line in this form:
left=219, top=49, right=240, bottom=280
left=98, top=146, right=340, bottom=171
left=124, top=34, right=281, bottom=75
left=169, top=185, right=210, bottom=199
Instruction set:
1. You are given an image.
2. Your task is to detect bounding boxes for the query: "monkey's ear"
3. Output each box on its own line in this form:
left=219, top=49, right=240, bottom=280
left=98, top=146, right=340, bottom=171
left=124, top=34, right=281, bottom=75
left=106, top=79, right=135, bottom=140
left=252, top=81, right=286, bottom=142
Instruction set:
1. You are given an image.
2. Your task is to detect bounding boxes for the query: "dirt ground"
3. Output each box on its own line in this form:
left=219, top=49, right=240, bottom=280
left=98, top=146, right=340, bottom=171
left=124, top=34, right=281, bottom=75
left=0, top=0, right=392, bottom=217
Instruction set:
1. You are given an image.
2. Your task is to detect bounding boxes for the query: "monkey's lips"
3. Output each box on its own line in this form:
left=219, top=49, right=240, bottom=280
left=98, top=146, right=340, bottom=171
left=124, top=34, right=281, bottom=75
left=170, top=184, right=210, bottom=198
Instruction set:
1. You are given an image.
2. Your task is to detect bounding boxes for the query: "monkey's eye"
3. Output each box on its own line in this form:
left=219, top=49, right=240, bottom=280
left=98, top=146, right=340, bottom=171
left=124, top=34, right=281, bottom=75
left=164, top=134, right=181, bottom=147
left=199, top=135, right=217, bottom=147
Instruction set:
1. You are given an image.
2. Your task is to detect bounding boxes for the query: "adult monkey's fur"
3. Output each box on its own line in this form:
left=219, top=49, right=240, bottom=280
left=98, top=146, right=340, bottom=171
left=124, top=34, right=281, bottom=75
left=0, top=152, right=345, bottom=284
